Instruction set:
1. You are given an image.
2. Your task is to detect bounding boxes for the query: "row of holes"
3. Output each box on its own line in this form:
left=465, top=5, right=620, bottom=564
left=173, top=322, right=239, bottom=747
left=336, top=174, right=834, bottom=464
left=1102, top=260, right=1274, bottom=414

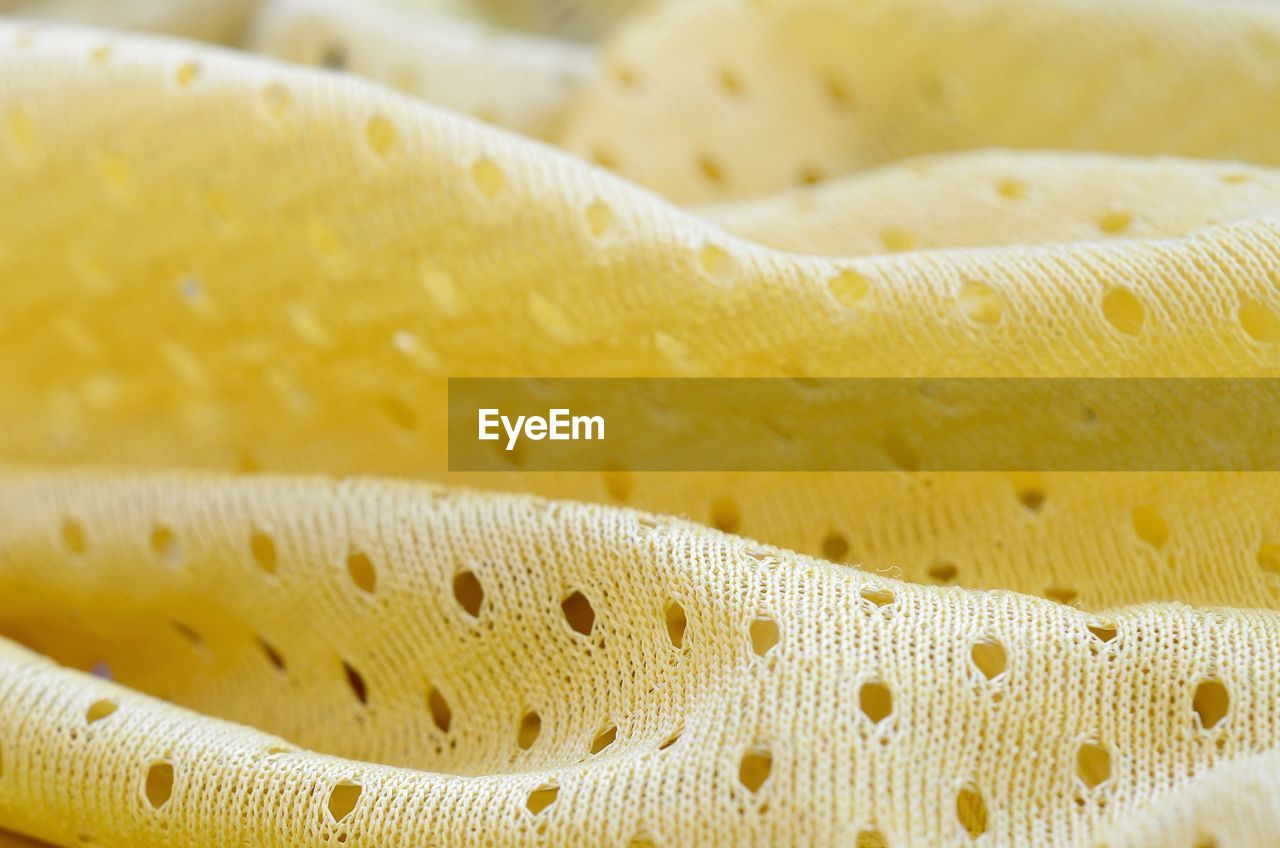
left=59, top=511, right=1234, bottom=713
left=600, top=50, right=1258, bottom=216
left=739, top=747, right=990, bottom=842
left=19, top=51, right=1277, bottom=335
left=63, top=567, right=1230, bottom=831
left=603, top=61, right=856, bottom=190
left=826, top=265, right=1280, bottom=341
left=602, top=61, right=849, bottom=180
left=593, top=121, right=1251, bottom=201
left=94, top=722, right=659, bottom=826
left=34, top=52, right=528, bottom=228
left=76, top=599, right=1229, bottom=785
left=59, top=513, right=1261, bottom=693
left=61, top=520, right=501, bottom=610
left=750, top=619, right=1229, bottom=726
left=720, top=495, right=1166, bottom=548
left=26, top=79, right=1280, bottom=411
left=167, top=599, right=1229, bottom=740
left=62, top=521, right=679, bottom=646
left=56, top=505, right=1272, bottom=685
left=867, top=211, right=1132, bottom=257
left=709, top=483, right=1280, bottom=594
left=85, top=678, right=1229, bottom=836
left=612, top=61, right=855, bottom=111
left=63, top=519, right=698, bottom=753
left=87, top=187, right=1280, bottom=358
left=201, top=64, right=1280, bottom=333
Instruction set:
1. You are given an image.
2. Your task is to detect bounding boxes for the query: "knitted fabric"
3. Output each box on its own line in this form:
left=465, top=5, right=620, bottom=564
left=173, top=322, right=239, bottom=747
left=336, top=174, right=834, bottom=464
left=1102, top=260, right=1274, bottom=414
left=0, top=1, right=1279, bottom=845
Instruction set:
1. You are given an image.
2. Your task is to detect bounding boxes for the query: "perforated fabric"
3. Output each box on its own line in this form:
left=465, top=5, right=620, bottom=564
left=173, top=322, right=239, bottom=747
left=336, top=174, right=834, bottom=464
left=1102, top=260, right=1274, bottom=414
left=0, top=472, right=1276, bottom=848
left=1, top=2, right=1280, bottom=847
left=561, top=0, right=1280, bottom=202
left=247, top=0, right=593, bottom=138
left=702, top=150, right=1280, bottom=256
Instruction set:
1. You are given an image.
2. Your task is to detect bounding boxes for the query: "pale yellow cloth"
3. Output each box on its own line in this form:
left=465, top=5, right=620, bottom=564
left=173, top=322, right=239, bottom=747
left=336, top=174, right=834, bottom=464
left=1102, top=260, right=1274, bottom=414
left=0, top=1, right=1278, bottom=846
left=0, top=0, right=257, bottom=42
left=246, top=0, right=594, bottom=138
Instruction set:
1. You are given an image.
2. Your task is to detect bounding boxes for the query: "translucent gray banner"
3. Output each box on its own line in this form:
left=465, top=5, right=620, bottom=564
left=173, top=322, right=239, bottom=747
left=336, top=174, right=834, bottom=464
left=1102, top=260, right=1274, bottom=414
left=447, top=378, right=1280, bottom=471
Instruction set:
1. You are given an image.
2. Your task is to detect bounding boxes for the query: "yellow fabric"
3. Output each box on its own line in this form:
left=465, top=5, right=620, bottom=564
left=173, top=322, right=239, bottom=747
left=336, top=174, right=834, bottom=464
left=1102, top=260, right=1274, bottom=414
left=246, top=0, right=594, bottom=138
left=1, top=471, right=1276, bottom=848
left=383, top=0, right=646, bottom=40
left=0, top=0, right=257, bottom=42
left=702, top=150, right=1280, bottom=256
left=0, top=1, right=1279, bottom=846
left=562, top=0, right=1280, bottom=202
